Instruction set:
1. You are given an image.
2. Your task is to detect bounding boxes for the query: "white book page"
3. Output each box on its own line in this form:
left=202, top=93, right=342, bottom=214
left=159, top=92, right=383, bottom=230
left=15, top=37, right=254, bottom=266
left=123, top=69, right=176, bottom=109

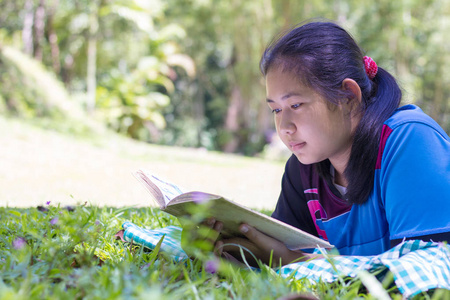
left=143, top=171, right=186, bottom=204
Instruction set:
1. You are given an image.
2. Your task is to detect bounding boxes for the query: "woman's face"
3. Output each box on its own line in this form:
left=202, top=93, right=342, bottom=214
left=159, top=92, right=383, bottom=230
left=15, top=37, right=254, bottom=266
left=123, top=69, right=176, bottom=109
left=266, top=67, right=359, bottom=171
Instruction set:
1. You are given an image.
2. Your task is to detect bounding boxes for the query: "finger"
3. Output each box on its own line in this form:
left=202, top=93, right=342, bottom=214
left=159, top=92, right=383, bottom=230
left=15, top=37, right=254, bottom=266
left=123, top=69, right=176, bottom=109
left=213, top=221, right=223, bottom=232
left=239, top=225, right=313, bottom=265
left=214, top=240, right=224, bottom=256
left=238, top=224, right=291, bottom=265
left=221, top=251, right=246, bottom=267
left=205, top=217, right=216, bottom=228
left=239, top=224, right=277, bottom=248
left=216, top=239, right=259, bottom=267
left=205, top=220, right=222, bottom=245
left=219, top=238, right=253, bottom=252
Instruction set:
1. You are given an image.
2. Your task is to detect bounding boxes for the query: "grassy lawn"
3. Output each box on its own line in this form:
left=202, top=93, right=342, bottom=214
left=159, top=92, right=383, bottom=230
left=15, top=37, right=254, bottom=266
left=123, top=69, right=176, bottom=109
left=0, top=116, right=284, bottom=210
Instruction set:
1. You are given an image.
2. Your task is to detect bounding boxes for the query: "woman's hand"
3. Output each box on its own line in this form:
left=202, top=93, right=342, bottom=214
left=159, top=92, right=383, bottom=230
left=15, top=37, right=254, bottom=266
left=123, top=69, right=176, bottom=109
left=180, top=217, right=224, bottom=259
left=209, top=221, right=321, bottom=267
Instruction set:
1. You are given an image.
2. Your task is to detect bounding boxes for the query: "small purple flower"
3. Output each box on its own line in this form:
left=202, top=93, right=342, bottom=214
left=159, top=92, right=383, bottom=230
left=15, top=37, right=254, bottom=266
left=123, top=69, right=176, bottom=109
left=50, top=217, right=59, bottom=225
left=12, top=237, right=26, bottom=250
left=95, top=220, right=100, bottom=225
left=438, top=241, right=447, bottom=249
left=46, top=201, right=51, bottom=205
left=204, top=259, right=219, bottom=274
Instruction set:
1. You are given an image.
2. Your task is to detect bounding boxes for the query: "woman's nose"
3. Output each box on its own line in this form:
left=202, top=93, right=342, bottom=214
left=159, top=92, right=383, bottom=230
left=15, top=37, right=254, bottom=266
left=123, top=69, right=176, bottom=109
left=278, top=112, right=296, bottom=135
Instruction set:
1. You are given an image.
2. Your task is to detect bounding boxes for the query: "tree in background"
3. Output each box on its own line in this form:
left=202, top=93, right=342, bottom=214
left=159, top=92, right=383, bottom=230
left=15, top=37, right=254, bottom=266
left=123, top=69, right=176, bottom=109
left=162, top=0, right=276, bottom=153
left=342, top=0, right=450, bottom=132
left=1, top=0, right=193, bottom=140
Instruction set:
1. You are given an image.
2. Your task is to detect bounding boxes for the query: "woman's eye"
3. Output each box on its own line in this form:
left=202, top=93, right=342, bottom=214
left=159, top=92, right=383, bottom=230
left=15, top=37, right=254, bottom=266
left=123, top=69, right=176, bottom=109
left=271, top=108, right=281, bottom=114
left=291, top=103, right=302, bottom=109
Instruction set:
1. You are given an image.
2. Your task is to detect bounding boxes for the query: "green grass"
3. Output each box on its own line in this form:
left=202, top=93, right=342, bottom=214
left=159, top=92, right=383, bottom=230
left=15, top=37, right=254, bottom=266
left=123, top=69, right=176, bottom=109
left=1, top=205, right=449, bottom=300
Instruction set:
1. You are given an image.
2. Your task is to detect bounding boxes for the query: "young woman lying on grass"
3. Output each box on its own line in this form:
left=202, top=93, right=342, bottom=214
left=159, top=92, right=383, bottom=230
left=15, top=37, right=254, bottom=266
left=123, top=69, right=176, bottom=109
left=209, top=20, right=450, bottom=266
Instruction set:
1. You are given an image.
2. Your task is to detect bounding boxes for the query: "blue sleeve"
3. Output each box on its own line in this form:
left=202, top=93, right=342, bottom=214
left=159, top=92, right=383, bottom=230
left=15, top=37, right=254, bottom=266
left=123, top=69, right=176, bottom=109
left=380, top=121, right=450, bottom=241
left=271, top=155, right=318, bottom=237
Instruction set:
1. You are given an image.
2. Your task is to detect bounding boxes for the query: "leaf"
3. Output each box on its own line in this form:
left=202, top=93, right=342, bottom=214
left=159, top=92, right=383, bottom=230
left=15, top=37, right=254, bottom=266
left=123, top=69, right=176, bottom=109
left=48, top=268, right=62, bottom=278
left=8, top=210, right=21, bottom=218
left=147, top=234, right=165, bottom=262
left=166, top=53, right=196, bottom=77
left=358, top=270, right=391, bottom=300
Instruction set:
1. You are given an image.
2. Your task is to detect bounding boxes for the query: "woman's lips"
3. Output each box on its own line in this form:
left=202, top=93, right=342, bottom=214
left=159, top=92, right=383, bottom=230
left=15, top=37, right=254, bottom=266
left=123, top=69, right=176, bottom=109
left=289, top=142, right=306, bottom=151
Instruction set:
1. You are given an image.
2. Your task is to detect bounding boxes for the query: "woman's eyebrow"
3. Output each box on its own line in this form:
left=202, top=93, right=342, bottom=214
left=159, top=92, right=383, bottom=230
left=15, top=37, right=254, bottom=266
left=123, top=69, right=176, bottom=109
left=266, top=92, right=303, bottom=103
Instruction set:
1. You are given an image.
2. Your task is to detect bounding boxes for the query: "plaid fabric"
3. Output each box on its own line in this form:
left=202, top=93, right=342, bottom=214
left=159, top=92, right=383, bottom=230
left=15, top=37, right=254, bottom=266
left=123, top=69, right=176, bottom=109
left=122, top=222, right=188, bottom=261
left=122, top=222, right=450, bottom=298
left=280, top=240, right=450, bottom=298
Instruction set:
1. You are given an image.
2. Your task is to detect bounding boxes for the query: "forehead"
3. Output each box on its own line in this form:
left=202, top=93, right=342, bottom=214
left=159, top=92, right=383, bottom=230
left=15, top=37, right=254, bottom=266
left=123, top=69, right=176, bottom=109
left=265, top=67, right=335, bottom=110
left=265, top=67, right=310, bottom=95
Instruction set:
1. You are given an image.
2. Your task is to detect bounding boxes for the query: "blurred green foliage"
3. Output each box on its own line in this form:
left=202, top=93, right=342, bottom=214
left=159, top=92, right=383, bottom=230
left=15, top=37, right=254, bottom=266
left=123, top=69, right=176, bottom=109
left=0, top=0, right=449, bottom=155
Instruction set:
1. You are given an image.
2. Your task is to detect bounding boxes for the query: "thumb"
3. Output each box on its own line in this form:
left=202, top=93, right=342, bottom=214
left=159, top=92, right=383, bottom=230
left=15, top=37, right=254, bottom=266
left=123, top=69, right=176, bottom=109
left=238, top=223, right=300, bottom=266
left=239, top=224, right=273, bottom=247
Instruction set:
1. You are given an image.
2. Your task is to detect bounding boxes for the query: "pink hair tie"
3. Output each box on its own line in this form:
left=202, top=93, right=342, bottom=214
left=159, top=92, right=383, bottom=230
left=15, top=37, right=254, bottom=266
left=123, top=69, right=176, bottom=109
left=363, top=56, right=378, bottom=80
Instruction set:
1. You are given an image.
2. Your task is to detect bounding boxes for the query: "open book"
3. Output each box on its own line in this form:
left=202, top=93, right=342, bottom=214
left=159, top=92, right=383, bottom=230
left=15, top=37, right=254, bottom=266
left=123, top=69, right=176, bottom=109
left=134, top=169, right=332, bottom=250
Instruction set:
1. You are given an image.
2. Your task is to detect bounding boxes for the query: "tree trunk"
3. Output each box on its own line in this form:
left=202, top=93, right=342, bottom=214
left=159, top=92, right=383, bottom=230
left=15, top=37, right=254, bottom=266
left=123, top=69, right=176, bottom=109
left=334, top=0, right=347, bottom=24
left=62, top=54, right=74, bottom=87
left=34, top=0, right=46, bottom=61
left=431, top=62, right=444, bottom=123
left=256, top=0, right=275, bottom=146
left=22, top=0, right=34, bottom=56
left=223, top=86, right=243, bottom=153
left=86, top=2, right=99, bottom=113
left=47, top=0, right=61, bottom=74
left=281, top=0, right=291, bottom=30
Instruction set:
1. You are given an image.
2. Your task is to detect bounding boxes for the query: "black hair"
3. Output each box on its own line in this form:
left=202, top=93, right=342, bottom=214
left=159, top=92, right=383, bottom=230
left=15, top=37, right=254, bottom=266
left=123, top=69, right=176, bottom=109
left=260, top=20, right=402, bottom=204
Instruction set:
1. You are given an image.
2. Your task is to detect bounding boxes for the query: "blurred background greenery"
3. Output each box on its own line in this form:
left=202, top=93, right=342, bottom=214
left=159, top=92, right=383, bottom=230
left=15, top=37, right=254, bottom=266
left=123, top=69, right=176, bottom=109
left=1, top=0, right=449, bottom=157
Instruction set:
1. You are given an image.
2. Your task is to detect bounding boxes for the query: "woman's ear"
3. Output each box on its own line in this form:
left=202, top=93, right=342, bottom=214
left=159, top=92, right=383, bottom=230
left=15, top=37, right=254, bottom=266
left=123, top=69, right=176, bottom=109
left=341, top=78, right=362, bottom=108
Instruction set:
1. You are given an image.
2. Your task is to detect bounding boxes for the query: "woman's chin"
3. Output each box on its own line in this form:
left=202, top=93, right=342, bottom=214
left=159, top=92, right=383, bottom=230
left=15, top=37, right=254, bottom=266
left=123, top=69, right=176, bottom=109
left=293, top=153, right=320, bottom=165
